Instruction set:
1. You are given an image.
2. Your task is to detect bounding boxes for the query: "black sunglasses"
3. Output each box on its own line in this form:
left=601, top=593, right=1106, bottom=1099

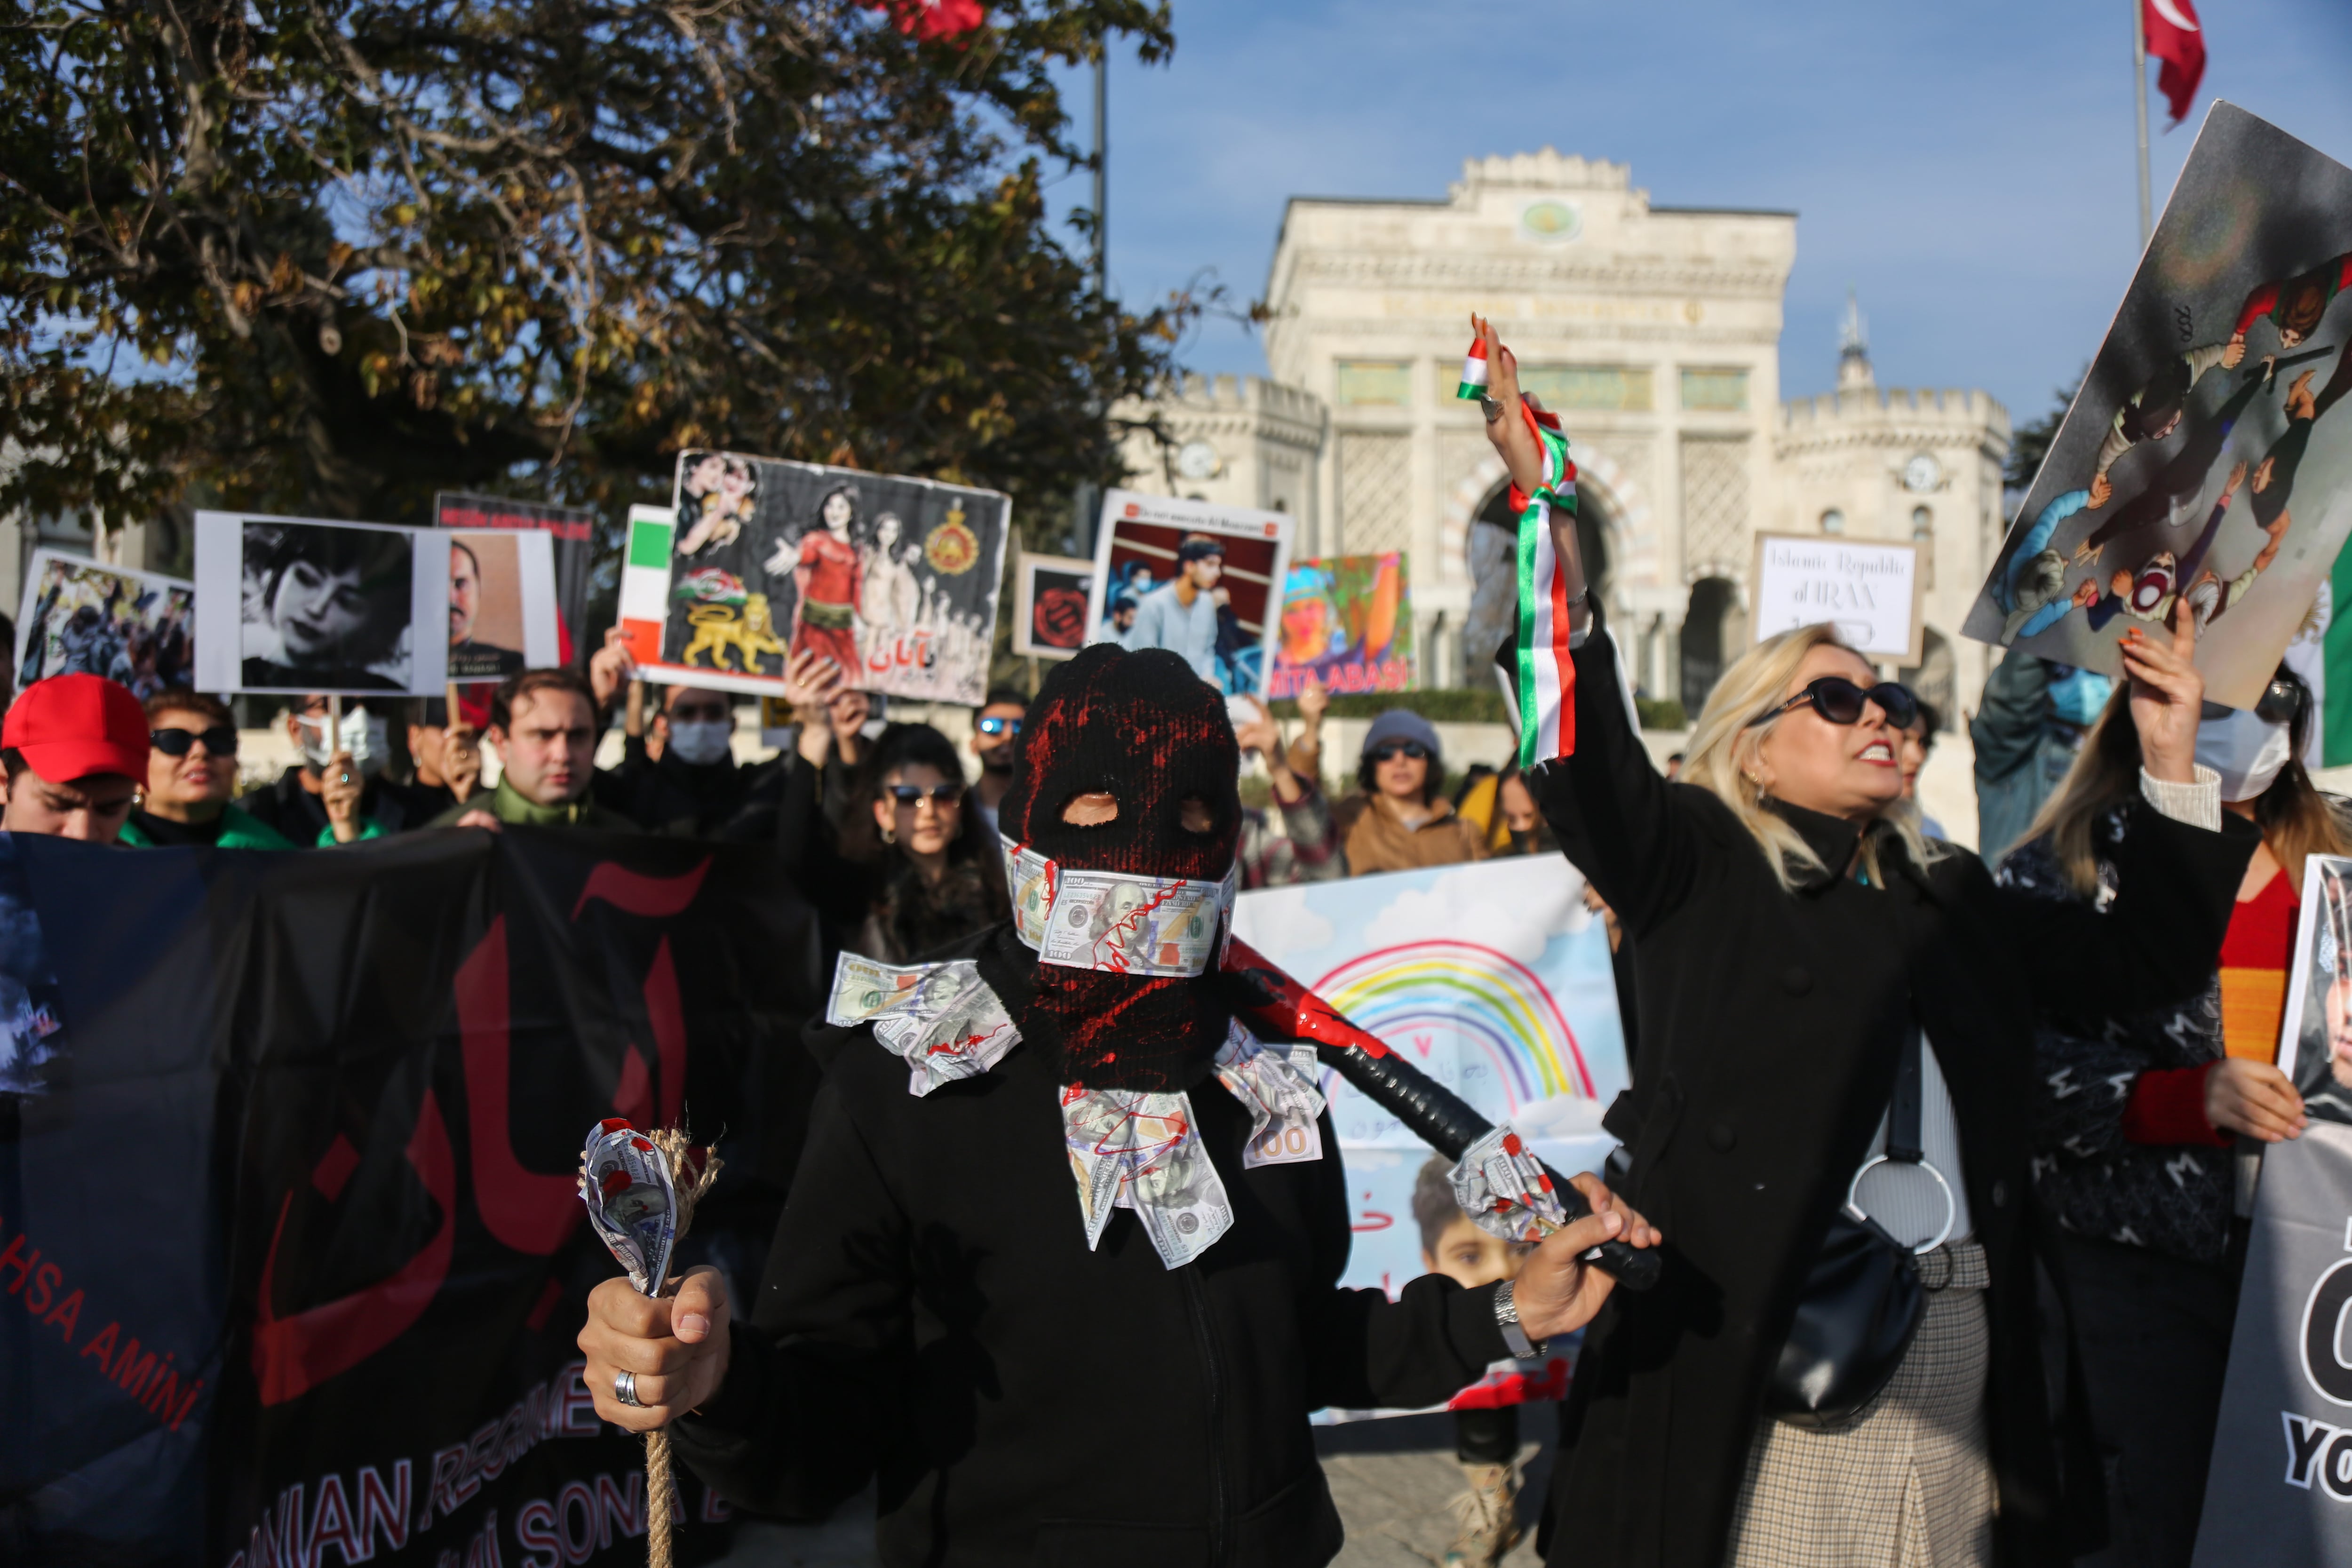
left=1748, top=677, right=1918, bottom=732
left=2256, top=677, right=2308, bottom=728
left=977, top=716, right=1023, bottom=736
left=1369, top=741, right=1433, bottom=764
left=888, top=782, right=965, bottom=806
left=151, top=725, right=239, bottom=758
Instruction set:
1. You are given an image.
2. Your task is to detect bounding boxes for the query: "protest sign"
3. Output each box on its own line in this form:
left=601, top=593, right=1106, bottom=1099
left=1271, top=552, right=1413, bottom=698
left=433, top=493, right=597, bottom=669
left=0, top=829, right=824, bottom=1566
left=1966, top=103, right=2352, bottom=709
left=445, top=529, right=561, bottom=682
left=15, top=549, right=195, bottom=697
left=1751, top=533, right=1922, bottom=661
left=1232, top=857, right=1630, bottom=1417
left=1087, top=490, right=1293, bottom=697
left=2192, top=852, right=2352, bottom=1563
left=627, top=451, right=1009, bottom=706
left=193, top=511, right=449, bottom=697
left=1013, top=551, right=1094, bottom=661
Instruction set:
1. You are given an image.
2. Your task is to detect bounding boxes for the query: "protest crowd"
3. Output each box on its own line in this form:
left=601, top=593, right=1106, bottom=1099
left=15, top=14, right=2352, bottom=1568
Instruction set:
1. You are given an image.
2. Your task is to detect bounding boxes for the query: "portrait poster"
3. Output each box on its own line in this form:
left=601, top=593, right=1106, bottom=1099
left=1085, top=489, right=1293, bottom=696
left=1013, top=552, right=1095, bottom=661
left=1965, top=103, right=2352, bottom=709
left=1270, top=552, right=1413, bottom=698
left=445, top=530, right=561, bottom=683
left=432, top=493, right=596, bottom=668
left=639, top=451, right=1010, bottom=707
left=1232, top=857, right=1630, bottom=1419
left=193, top=511, right=448, bottom=697
left=14, top=550, right=195, bottom=699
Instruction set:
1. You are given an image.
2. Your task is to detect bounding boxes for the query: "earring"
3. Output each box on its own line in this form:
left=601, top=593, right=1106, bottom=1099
left=880, top=822, right=896, bottom=846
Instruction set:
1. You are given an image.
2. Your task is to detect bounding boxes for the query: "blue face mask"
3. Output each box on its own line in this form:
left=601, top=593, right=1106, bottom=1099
left=2046, top=665, right=2114, bottom=728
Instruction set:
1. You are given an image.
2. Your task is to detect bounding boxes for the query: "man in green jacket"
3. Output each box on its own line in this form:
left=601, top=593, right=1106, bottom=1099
left=427, top=667, right=637, bottom=833
left=118, top=688, right=297, bottom=849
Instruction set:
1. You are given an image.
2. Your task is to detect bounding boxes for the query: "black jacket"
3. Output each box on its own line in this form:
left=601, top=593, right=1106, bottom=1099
left=239, top=765, right=416, bottom=844
left=594, top=734, right=755, bottom=837
left=669, top=927, right=1513, bottom=1567
left=1533, top=628, right=2254, bottom=1568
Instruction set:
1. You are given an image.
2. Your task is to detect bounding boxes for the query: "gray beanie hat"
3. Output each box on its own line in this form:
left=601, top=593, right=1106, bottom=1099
left=1361, top=708, right=1442, bottom=759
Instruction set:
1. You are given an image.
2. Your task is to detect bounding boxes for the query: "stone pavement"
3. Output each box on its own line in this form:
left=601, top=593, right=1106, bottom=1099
left=712, top=1409, right=1556, bottom=1568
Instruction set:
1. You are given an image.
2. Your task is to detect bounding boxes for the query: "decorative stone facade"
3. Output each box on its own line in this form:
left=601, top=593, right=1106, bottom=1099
left=1119, top=150, right=2010, bottom=720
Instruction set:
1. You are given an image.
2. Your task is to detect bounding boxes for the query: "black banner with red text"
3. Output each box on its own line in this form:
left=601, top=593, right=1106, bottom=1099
left=0, top=829, right=824, bottom=1567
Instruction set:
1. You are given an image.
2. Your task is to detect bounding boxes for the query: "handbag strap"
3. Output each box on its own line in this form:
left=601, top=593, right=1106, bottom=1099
left=1887, top=1019, right=1924, bottom=1166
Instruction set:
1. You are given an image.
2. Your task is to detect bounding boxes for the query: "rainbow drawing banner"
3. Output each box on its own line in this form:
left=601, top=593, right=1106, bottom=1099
left=1232, top=857, right=1631, bottom=1418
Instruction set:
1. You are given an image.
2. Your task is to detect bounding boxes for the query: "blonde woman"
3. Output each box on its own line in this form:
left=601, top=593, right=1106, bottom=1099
left=1470, top=322, right=2258, bottom=1567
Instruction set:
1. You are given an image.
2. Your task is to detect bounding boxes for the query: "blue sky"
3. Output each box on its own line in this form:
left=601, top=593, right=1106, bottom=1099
left=1041, top=0, right=2352, bottom=428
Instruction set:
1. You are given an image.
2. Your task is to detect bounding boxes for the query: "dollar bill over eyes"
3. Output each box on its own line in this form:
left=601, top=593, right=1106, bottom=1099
left=579, top=1118, right=678, bottom=1297
left=1451, top=1122, right=1569, bottom=1245
left=827, top=954, right=1019, bottom=1096
left=1036, top=867, right=1229, bottom=978
left=1000, top=836, right=1056, bottom=949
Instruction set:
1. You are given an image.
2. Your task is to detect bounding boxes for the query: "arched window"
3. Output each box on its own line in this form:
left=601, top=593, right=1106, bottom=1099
left=1911, top=506, right=1933, bottom=540
left=1820, top=508, right=1845, bottom=535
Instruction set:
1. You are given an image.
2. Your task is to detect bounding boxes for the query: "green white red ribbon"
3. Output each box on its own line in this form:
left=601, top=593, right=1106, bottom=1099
left=1510, top=402, right=1578, bottom=766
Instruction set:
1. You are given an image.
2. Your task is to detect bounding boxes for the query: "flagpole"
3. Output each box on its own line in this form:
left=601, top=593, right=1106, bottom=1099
left=2132, top=0, right=2153, bottom=246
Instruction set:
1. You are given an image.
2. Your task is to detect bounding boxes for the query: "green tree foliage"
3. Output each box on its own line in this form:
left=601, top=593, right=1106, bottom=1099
left=2003, top=373, right=2085, bottom=496
left=0, top=0, right=1181, bottom=554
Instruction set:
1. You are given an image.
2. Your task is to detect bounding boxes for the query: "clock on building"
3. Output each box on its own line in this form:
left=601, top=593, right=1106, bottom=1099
left=1901, top=453, right=1943, bottom=494
left=1176, top=439, right=1222, bottom=480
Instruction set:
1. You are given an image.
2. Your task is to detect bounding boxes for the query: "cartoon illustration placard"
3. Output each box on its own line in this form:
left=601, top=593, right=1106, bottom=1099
left=15, top=550, right=195, bottom=699
left=638, top=453, right=1010, bottom=707
left=1085, top=490, right=1294, bottom=697
left=1271, top=552, right=1414, bottom=698
left=192, top=511, right=449, bottom=697
left=1232, top=856, right=1628, bottom=1419
left=1751, top=534, right=1922, bottom=661
left=1966, top=103, right=2352, bottom=709
left=1013, top=552, right=1095, bottom=661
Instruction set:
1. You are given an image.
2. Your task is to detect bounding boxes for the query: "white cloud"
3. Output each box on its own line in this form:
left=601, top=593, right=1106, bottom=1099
left=1359, top=859, right=1586, bottom=968
left=1232, top=882, right=1335, bottom=956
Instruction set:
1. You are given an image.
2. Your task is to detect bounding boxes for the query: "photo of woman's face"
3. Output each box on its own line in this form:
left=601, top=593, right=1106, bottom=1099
left=2325, top=977, right=2352, bottom=1091
left=824, top=493, right=854, bottom=531
left=875, top=514, right=900, bottom=548
left=686, top=454, right=725, bottom=494
left=273, top=559, right=372, bottom=661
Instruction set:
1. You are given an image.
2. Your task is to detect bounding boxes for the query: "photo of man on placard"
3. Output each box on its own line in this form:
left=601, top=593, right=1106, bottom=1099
left=447, top=536, right=526, bottom=681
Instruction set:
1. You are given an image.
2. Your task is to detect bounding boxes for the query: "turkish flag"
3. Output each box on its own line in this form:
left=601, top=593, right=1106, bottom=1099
left=2142, top=0, right=2206, bottom=126
left=868, top=0, right=985, bottom=40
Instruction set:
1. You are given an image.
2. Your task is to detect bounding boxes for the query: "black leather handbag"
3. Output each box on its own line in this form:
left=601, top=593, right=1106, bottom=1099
left=1764, top=1021, right=1932, bottom=1428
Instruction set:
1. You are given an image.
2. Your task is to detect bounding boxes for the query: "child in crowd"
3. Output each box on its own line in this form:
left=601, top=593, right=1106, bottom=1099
left=1413, top=1155, right=1533, bottom=1568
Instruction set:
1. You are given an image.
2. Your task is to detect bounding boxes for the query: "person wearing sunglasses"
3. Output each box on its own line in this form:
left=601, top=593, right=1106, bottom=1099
left=1523, top=590, right=2249, bottom=1564
left=966, top=689, right=1028, bottom=835
left=1336, top=709, right=1486, bottom=876
left=117, top=688, right=294, bottom=849
left=1997, top=663, right=2339, bottom=1566
left=818, top=724, right=1006, bottom=965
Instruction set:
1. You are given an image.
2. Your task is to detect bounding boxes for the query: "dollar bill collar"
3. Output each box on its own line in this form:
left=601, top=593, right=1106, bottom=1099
left=827, top=952, right=1326, bottom=1270
left=999, top=833, right=1239, bottom=979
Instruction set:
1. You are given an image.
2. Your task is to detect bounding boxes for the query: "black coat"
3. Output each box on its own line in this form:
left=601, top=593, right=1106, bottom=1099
left=669, top=926, right=1513, bottom=1568
left=592, top=733, right=755, bottom=837
left=1532, top=631, right=2253, bottom=1568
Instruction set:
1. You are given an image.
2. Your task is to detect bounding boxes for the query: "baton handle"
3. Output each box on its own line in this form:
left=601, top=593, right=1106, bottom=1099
left=1221, top=938, right=1660, bottom=1292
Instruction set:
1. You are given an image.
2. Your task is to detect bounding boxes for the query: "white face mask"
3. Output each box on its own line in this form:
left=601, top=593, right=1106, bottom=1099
left=665, top=717, right=734, bottom=766
left=2194, top=707, right=2293, bottom=803
left=296, top=708, right=388, bottom=775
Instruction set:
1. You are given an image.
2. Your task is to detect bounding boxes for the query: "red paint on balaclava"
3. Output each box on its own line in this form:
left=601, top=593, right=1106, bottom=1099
left=1000, top=644, right=1240, bottom=1091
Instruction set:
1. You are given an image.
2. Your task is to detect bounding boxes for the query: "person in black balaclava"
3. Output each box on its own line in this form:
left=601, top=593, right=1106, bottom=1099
left=576, top=643, right=1658, bottom=1568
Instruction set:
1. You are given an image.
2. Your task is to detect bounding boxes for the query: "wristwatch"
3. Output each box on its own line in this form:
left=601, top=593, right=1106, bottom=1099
left=1494, top=1279, right=1548, bottom=1360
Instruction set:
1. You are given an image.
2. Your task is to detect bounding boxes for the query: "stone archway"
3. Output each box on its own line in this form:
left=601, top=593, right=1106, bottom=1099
left=1440, top=444, right=1653, bottom=595
left=1681, top=577, right=1741, bottom=714
left=1460, top=475, right=1620, bottom=691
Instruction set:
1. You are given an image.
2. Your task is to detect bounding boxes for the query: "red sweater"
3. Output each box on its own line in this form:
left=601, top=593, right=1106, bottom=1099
left=2121, top=868, right=2295, bottom=1147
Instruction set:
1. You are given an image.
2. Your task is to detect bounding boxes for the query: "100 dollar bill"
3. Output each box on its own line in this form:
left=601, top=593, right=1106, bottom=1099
left=1036, top=868, right=1227, bottom=977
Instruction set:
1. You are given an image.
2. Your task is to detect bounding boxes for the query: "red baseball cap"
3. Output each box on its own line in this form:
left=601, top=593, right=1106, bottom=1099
left=3, top=674, right=151, bottom=785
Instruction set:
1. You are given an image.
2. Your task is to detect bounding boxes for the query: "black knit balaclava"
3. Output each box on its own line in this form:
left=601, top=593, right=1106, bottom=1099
left=996, top=645, right=1241, bottom=1092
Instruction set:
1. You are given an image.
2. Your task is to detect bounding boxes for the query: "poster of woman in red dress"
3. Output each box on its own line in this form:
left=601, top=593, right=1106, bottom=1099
left=783, top=484, right=865, bottom=672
